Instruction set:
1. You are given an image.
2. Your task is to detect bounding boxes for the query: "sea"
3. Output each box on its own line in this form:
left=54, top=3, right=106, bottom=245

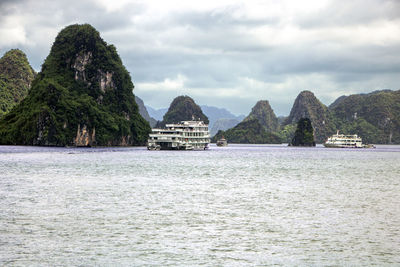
left=0, top=144, right=399, bottom=266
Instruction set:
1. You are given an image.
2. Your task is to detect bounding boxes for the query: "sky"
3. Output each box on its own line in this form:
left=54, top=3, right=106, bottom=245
left=1, top=0, right=399, bottom=116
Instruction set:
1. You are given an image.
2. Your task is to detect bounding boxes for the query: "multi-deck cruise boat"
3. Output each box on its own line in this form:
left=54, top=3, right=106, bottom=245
left=324, top=131, right=363, bottom=148
left=147, top=120, right=210, bottom=150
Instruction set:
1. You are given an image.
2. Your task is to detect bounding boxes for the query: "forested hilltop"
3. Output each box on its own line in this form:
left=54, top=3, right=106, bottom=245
left=0, top=49, right=36, bottom=118
left=329, top=90, right=400, bottom=144
left=0, top=24, right=150, bottom=146
left=214, top=89, right=400, bottom=144
left=156, top=95, right=209, bottom=127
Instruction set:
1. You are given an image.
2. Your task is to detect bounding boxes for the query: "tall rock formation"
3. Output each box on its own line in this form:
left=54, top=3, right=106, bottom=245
left=212, top=100, right=281, bottom=144
left=290, top=118, right=316, bottom=146
left=244, top=100, right=279, bottom=132
left=284, top=91, right=332, bottom=143
left=212, top=118, right=281, bottom=144
left=0, top=49, right=36, bottom=118
left=158, top=95, right=208, bottom=127
left=135, top=96, right=157, bottom=127
left=0, top=24, right=150, bottom=146
left=329, top=90, right=400, bottom=144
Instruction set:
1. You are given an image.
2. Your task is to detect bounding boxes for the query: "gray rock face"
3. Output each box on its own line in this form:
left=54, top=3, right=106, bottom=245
left=244, top=100, right=279, bottom=132
left=284, top=91, right=331, bottom=143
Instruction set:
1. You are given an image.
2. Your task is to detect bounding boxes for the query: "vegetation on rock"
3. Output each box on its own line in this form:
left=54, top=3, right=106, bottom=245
left=0, top=24, right=150, bottom=146
left=290, top=118, right=315, bottom=146
left=157, top=95, right=208, bottom=127
left=329, top=90, right=400, bottom=144
left=212, top=118, right=282, bottom=144
left=283, top=91, right=334, bottom=143
left=0, top=49, right=36, bottom=118
left=243, top=100, right=279, bottom=132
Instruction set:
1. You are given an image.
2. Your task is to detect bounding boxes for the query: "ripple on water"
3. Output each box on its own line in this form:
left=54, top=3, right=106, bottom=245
left=0, top=145, right=399, bottom=265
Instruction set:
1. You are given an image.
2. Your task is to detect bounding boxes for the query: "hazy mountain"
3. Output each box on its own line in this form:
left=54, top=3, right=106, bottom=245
left=0, top=24, right=150, bottom=146
left=135, top=96, right=157, bottom=127
left=200, top=105, right=244, bottom=127
left=210, top=118, right=240, bottom=136
left=146, top=106, right=168, bottom=121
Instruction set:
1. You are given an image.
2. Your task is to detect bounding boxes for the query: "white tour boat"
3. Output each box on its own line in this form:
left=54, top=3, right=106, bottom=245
left=324, top=131, right=363, bottom=148
left=147, top=120, right=210, bottom=150
left=216, top=137, right=228, bottom=147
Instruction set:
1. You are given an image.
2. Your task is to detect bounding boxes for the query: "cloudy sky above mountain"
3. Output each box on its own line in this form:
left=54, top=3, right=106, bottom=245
left=1, top=0, right=399, bottom=115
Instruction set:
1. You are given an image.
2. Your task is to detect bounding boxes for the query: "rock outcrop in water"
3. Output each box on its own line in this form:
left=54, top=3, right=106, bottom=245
left=283, top=91, right=333, bottom=143
left=212, top=118, right=282, bottom=144
left=329, top=89, right=400, bottom=144
left=290, top=118, right=315, bottom=146
left=212, top=100, right=282, bottom=144
left=157, top=95, right=209, bottom=127
left=0, top=24, right=150, bottom=146
left=243, top=100, right=279, bottom=132
left=0, top=49, right=36, bottom=118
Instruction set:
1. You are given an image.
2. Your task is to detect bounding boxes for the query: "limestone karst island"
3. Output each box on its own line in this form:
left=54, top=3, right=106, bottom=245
left=1, top=23, right=400, bottom=147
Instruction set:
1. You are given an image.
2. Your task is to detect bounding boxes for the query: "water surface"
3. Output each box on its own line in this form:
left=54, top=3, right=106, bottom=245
left=1, top=144, right=399, bottom=266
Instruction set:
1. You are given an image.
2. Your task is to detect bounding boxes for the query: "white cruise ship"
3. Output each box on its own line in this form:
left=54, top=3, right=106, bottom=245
left=147, top=120, right=210, bottom=150
left=324, top=131, right=363, bottom=148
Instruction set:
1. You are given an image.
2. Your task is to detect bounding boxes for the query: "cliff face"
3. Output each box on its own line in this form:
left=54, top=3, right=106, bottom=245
left=284, top=91, right=332, bottom=143
left=158, top=95, right=209, bottom=127
left=0, top=24, right=151, bottom=146
left=329, top=90, right=400, bottom=144
left=0, top=49, right=36, bottom=118
left=244, top=100, right=279, bottom=132
left=135, top=96, right=157, bottom=127
left=212, top=118, right=282, bottom=144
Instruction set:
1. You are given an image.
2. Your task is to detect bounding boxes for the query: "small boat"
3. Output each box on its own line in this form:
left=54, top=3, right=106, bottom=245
left=216, top=137, right=228, bottom=147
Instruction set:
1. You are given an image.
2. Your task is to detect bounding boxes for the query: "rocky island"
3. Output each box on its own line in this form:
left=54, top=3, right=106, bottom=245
left=0, top=49, right=36, bottom=118
left=156, top=95, right=209, bottom=127
left=0, top=24, right=150, bottom=146
left=290, top=118, right=316, bottom=146
left=212, top=100, right=282, bottom=144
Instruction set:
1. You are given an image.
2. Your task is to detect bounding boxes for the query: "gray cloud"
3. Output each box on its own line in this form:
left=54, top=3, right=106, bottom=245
left=297, top=0, right=400, bottom=28
left=1, top=0, right=399, bottom=116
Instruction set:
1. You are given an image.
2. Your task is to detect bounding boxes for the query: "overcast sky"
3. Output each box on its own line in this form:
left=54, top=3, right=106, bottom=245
left=1, top=0, right=399, bottom=115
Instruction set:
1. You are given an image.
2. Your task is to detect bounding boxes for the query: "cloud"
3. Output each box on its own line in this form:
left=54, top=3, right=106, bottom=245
left=1, top=0, right=399, bottom=116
